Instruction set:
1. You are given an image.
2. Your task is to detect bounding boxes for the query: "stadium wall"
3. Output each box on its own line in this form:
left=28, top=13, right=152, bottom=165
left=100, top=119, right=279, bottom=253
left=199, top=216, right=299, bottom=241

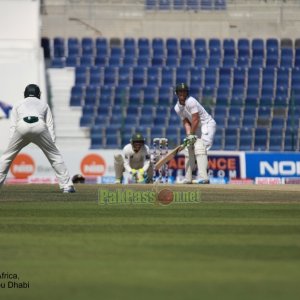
left=0, top=0, right=47, bottom=149
left=41, top=1, right=300, bottom=39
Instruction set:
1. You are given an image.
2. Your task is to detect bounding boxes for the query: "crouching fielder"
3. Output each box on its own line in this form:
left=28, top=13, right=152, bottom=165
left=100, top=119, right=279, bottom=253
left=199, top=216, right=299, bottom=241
left=174, top=83, right=216, bottom=184
left=114, top=133, right=153, bottom=184
left=0, top=84, right=75, bottom=193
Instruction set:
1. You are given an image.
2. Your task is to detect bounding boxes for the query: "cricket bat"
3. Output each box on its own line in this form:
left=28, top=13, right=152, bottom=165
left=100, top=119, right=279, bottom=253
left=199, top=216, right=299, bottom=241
left=154, top=144, right=185, bottom=170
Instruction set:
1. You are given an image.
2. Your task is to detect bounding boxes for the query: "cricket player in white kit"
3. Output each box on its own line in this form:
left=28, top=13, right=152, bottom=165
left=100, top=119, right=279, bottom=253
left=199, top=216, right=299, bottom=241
left=0, top=84, right=75, bottom=193
left=174, top=83, right=216, bottom=184
left=114, top=133, right=153, bottom=184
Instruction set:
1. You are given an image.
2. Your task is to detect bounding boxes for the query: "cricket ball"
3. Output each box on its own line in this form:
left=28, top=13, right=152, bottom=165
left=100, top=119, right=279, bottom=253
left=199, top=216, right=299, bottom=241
left=157, top=189, right=174, bottom=205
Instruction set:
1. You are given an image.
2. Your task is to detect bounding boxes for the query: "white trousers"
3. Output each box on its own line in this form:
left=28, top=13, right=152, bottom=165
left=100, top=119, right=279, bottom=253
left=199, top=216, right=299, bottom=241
left=0, top=119, right=73, bottom=189
left=184, top=119, right=216, bottom=181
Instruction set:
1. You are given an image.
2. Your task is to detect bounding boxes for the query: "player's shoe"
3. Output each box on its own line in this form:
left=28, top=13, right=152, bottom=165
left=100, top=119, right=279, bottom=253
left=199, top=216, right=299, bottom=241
left=182, top=178, right=192, bottom=184
left=192, top=179, right=210, bottom=184
left=63, top=186, right=76, bottom=193
left=114, top=177, right=123, bottom=184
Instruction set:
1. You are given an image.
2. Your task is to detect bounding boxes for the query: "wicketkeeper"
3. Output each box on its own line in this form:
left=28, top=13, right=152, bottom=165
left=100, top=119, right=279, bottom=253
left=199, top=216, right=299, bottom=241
left=0, top=84, right=75, bottom=193
left=174, top=83, right=216, bottom=184
left=114, top=133, right=153, bottom=184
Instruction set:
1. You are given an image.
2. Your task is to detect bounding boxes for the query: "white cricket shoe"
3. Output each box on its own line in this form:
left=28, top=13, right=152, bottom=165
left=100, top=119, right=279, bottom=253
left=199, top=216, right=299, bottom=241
left=192, top=179, right=210, bottom=184
left=182, top=178, right=192, bottom=184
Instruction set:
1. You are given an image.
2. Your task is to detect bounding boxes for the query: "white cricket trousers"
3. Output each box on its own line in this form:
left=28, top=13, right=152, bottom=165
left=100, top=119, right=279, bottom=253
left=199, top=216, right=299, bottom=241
left=0, top=119, right=73, bottom=189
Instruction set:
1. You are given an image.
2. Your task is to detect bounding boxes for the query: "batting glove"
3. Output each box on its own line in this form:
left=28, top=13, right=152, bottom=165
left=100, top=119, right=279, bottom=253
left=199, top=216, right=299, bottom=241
left=183, top=134, right=197, bottom=147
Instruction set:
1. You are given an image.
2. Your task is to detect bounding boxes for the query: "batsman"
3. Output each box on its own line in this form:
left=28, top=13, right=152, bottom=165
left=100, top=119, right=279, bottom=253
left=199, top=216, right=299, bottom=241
left=114, top=133, right=153, bottom=184
left=174, top=83, right=216, bottom=184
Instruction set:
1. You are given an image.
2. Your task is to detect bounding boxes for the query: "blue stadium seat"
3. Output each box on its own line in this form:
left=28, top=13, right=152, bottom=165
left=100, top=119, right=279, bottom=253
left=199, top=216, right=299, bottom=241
left=247, top=67, right=261, bottom=86
left=242, top=116, right=256, bottom=128
left=145, top=0, right=157, bottom=10
left=175, top=66, right=190, bottom=85
left=174, top=0, right=185, bottom=10
left=138, top=47, right=151, bottom=58
left=219, top=67, right=232, bottom=86
left=237, top=38, right=250, bottom=58
left=138, top=37, right=150, bottom=50
left=226, top=116, right=241, bottom=129
left=152, top=37, right=164, bottom=50
left=66, top=56, right=78, bottom=67
left=261, top=85, right=274, bottom=99
left=252, top=38, right=264, bottom=58
left=208, top=56, right=221, bottom=68
left=124, top=37, right=136, bottom=50
left=129, top=86, right=143, bottom=106
left=211, top=128, right=223, bottom=150
left=103, top=66, right=117, bottom=86
left=147, top=66, right=160, bottom=86
left=94, top=55, right=107, bottom=67
left=276, top=67, right=290, bottom=87
left=80, top=115, right=94, bottom=127
left=158, top=86, right=172, bottom=105
left=257, top=106, right=272, bottom=119
left=215, top=0, right=226, bottom=10
left=187, top=0, right=200, bottom=10
left=161, top=67, right=175, bottom=86
left=143, top=86, right=158, bottom=106
left=259, top=96, right=273, bottom=107
left=223, top=39, right=236, bottom=57
left=204, top=67, right=218, bottom=87
left=262, top=67, right=276, bottom=87
left=237, top=56, right=249, bottom=68
left=280, top=48, right=294, bottom=68
left=251, top=56, right=264, bottom=68
left=132, top=66, right=146, bottom=86
left=222, top=56, right=235, bottom=68
left=194, top=38, right=207, bottom=51
left=159, top=0, right=171, bottom=10
left=53, top=37, right=65, bottom=57
left=254, top=128, right=268, bottom=151
left=104, top=134, right=121, bottom=149
left=165, top=56, right=178, bottom=68
left=194, top=56, right=207, bottom=68
left=118, top=66, right=132, bottom=87
left=94, top=115, right=110, bottom=127
left=233, top=67, right=246, bottom=87
left=80, top=56, right=94, bottom=67
left=81, top=37, right=94, bottom=56
left=51, top=57, right=65, bottom=68
left=200, top=0, right=212, bottom=10
left=123, top=56, right=135, bottom=67
left=137, top=56, right=150, bottom=67
left=269, top=128, right=284, bottom=151
left=271, top=117, right=286, bottom=129
left=152, top=47, right=165, bottom=58
left=151, top=56, right=164, bottom=67
left=224, top=128, right=238, bottom=150
left=239, top=128, right=253, bottom=151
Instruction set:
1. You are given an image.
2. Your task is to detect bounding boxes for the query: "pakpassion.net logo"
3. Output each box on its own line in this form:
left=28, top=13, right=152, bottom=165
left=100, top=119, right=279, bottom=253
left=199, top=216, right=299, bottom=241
left=98, top=188, right=201, bottom=205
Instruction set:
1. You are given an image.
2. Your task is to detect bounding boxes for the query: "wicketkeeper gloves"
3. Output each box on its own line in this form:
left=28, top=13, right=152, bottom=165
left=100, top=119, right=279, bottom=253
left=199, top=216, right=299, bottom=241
left=183, top=134, right=197, bottom=147
left=130, top=168, right=146, bottom=183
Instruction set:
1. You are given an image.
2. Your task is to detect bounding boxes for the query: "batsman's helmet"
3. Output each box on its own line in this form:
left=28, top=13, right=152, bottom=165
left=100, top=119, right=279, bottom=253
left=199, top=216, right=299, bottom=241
left=175, top=83, right=189, bottom=96
left=24, top=84, right=41, bottom=99
left=130, top=133, right=145, bottom=144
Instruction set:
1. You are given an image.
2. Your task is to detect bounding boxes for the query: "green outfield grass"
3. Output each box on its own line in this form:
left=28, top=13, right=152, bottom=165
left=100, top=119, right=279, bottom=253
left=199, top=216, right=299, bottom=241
left=0, top=185, right=300, bottom=300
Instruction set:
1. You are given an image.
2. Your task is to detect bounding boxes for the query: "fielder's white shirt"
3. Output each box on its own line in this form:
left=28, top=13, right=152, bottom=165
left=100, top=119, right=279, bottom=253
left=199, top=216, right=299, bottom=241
left=10, top=97, right=56, bottom=142
left=174, top=96, right=215, bottom=137
left=123, top=143, right=151, bottom=173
